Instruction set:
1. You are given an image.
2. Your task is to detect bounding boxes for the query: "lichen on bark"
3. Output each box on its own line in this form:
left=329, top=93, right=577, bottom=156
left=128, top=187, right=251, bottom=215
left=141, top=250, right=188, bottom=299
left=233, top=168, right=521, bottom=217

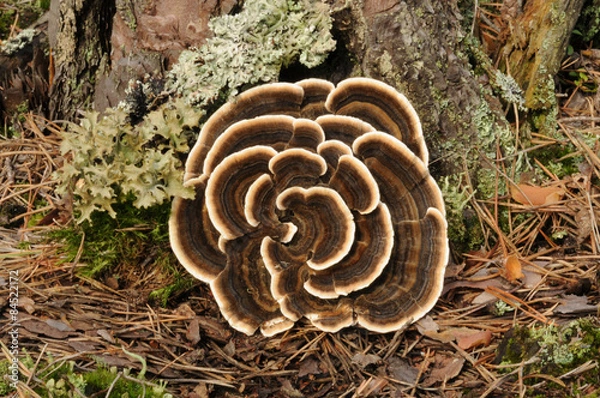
left=49, top=0, right=116, bottom=120
left=330, top=0, right=511, bottom=250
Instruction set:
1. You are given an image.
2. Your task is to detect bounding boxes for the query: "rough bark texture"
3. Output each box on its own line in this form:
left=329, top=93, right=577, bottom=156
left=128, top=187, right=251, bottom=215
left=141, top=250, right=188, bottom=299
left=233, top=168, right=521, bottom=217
left=498, top=0, right=585, bottom=110
left=48, top=0, right=115, bottom=120
left=330, top=0, right=507, bottom=180
left=94, top=0, right=240, bottom=111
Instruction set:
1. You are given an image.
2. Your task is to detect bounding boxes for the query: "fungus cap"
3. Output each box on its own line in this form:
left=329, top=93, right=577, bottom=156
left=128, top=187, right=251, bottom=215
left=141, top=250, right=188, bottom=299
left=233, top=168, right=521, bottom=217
left=169, top=78, right=448, bottom=335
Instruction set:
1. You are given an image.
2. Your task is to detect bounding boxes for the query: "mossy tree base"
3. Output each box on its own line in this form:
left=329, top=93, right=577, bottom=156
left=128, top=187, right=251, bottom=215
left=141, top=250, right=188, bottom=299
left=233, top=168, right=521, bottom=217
left=498, top=0, right=585, bottom=111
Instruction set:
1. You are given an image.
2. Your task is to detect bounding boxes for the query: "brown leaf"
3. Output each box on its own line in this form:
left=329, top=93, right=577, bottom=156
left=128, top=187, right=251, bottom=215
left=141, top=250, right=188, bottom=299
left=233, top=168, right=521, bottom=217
left=18, top=296, right=36, bottom=314
left=387, top=357, right=419, bottom=384
left=198, top=317, right=232, bottom=344
left=280, top=379, right=304, bottom=398
left=502, top=255, right=524, bottom=283
left=443, top=277, right=509, bottom=295
left=522, top=269, right=543, bottom=289
left=223, top=339, right=236, bottom=357
left=415, top=315, right=439, bottom=335
left=423, top=355, right=465, bottom=387
left=174, top=303, right=196, bottom=318
left=21, top=319, right=72, bottom=339
left=105, top=276, right=120, bottom=290
left=97, top=329, right=116, bottom=343
left=554, top=295, right=598, bottom=315
left=471, top=291, right=497, bottom=305
left=190, top=383, right=211, bottom=398
left=68, top=341, right=99, bottom=352
left=352, top=353, right=381, bottom=368
left=510, top=183, right=563, bottom=206
left=186, top=318, right=201, bottom=345
left=298, top=358, right=322, bottom=377
left=456, top=330, right=493, bottom=350
left=46, top=319, right=74, bottom=332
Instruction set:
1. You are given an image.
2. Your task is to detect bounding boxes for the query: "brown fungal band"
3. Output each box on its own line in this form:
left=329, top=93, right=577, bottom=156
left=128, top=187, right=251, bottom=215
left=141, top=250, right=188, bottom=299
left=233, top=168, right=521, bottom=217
left=170, top=78, right=448, bottom=336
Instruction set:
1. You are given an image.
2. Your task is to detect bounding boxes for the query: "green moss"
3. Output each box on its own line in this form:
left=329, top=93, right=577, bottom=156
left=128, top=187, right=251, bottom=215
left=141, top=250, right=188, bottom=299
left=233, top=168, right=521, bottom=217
left=0, top=1, right=46, bottom=40
left=575, top=0, right=600, bottom=42
left=50, top=202, right=169, bottom=275
left=20, top=351, right=172, bottom=397
left=497, top=319, right=600, bottom=378
left=148, top=273, right=196, bottom=306
left=84, top=365, right=170, bottom=397
left=0, top=360, right=16, bottom=395
left=440, top=174, right=484, bottom=251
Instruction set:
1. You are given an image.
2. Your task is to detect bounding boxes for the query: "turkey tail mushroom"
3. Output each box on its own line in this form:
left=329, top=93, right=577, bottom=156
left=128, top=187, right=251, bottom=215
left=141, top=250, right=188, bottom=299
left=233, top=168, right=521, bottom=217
left=169, top=78, right=449, bottom=336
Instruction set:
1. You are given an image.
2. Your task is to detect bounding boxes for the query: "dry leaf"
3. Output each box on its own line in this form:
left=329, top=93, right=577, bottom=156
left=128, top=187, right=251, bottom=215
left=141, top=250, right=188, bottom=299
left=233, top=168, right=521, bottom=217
left=18, top=296, right=36, bottom=314
left=97, top=328, right=116, bottom=343
left=21, top=319, right=72, bottom=339
left=174, top=303, right=196, bottom=318
left=223, top=339, right=236, bottom=357
left=186, top=318, right=201, bottom=345
left=280, top=379, right=304, bottom=398
left=554, top=295, right=598, bottom=315
left=68, top=341, right=99, bottom=352
left=456, top=330, right=493, bottom=350
left=387, top=357, right=419, bottom=384
left=502, top=255, right=524, bottom=283
left=472, top=291, right=497, bottom=305
left=46, top=319, right=74, bottom=332
left=352, top=353, right=381, bottom=368
left=522, top=269, right=543, bottom=289
left=415, top=315, right=439, bottom=335
left=423, top=355, right=465, bottom=386
left=189, top=383, right=210, bottom=398
left=298, top=358, right=322, bottom=377
left=510, top=183, right=563, bottom=206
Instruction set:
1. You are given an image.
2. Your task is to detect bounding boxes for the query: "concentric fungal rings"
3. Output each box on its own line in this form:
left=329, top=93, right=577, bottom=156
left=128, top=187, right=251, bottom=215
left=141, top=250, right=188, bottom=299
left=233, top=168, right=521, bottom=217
left=169, top=78, right=448, bottom=336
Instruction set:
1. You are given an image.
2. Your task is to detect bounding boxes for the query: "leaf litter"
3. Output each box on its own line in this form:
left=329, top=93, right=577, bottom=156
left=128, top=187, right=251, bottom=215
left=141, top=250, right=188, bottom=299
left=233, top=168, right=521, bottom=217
left=1, top=70, right=600, bottom=398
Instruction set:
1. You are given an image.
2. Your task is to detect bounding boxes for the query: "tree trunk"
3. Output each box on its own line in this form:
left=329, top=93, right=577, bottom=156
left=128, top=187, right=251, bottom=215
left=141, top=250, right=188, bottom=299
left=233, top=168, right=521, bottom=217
left=48, top=0, right=115, bottom=120
left=46, top=0, right=585, bottom=249
left=330, top=0, right=507, bottom=183
left=498, top=0, right=585, bottom=110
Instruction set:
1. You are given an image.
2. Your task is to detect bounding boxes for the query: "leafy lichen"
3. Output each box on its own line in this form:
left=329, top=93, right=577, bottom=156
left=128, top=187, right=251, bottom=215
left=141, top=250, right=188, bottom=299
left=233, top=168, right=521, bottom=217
left=497, top=319, right=600, bottom=377
left=1, top=28, right=36, bottom=54
left=20, top=350, right=172, bottom=397
left=55, top=99, right=200, bottom=223
left=167, top=0, right=336, bottom=106
left=55, top=0, right=336, bottom=224
left=494, top=70, right=526, bottom=111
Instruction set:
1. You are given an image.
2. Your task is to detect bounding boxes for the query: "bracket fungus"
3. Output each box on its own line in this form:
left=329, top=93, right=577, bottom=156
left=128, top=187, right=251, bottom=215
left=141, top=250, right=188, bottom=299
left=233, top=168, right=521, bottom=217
left=170, top=78, right=449, bottom=336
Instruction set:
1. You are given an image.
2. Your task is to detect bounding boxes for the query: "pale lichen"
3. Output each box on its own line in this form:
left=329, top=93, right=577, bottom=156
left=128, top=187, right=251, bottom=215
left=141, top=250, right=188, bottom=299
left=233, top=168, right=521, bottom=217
left=493, top=70, right=526, bottom=111
left=1, top=28, right=36, bottom=54
left=55, top=100, right=201, bottom=223
left=440, top=174, right=483, bottom=250
left=56, top=0, right=336, bottom=223
left=499, top=319, right=600, bottom=374
left=167, top=0, right=336, bottom=106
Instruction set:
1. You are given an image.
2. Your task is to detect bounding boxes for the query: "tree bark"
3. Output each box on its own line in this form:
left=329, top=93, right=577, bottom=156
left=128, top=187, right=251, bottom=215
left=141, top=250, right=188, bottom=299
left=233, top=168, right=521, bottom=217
left=46, top=0, right=585, bottom=250
left=498, top=0, right=585, bottom=110
left=48, top=0, right=115, bottom=120
left=330, top=0, right=507, bottom=183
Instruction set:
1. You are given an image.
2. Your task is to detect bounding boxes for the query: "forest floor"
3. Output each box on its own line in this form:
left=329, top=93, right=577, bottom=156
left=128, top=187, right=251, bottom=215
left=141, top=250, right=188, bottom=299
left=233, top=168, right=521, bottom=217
left=1, top=3, right=600, bottom=398
left=1, top=69, right=600, bottom=398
